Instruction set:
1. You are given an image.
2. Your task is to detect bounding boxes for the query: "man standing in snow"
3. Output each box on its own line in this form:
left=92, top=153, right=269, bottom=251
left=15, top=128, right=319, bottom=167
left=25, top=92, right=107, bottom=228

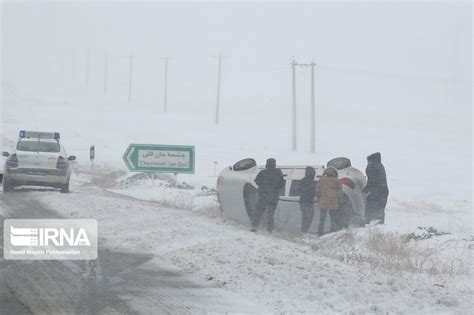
left=298, top=166, right=317, bottom=233
left=363, top=152, right=389, bottom=224
left=251, top=158, right=285, bottom=232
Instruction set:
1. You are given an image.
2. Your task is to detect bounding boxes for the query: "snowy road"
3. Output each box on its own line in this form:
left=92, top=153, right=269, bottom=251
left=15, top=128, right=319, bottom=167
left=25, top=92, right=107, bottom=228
left=0, top=186, right=265, bottom=314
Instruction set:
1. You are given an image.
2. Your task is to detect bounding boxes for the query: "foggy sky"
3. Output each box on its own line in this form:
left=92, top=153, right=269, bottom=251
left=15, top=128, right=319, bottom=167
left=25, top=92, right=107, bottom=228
left=1, top=1, right=472, bottom=115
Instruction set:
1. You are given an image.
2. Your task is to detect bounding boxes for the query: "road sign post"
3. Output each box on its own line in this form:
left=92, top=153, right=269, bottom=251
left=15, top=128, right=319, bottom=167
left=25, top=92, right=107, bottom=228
left=90, top=145, right=95, bottom=170
left=122, top=144, right=195, bottom=174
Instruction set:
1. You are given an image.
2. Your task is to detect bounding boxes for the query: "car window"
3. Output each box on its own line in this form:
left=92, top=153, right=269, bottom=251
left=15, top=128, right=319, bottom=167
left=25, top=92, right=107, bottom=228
left=17, top=140, right=60, bottom=153
left=233, top=158, right=257, bottom=171
left=279, top=180, right=287, bottom=196
left=289, top=180, right=300, bottom=197
left=327, top=157, right=351, bottom=170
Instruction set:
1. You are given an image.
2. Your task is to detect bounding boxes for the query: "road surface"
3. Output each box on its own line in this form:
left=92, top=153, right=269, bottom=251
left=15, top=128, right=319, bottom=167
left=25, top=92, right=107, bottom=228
left=0, top=184, right=264, bottom=314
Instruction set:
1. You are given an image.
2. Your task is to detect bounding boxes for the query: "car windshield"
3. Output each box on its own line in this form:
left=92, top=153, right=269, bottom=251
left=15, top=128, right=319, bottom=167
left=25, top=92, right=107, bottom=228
left=17, top=140, right=60, bottom=153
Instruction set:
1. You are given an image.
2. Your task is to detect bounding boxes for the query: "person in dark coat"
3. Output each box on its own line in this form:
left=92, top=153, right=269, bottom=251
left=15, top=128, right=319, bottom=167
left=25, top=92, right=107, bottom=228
left=363, top=152, right=389, bottom=224
left=251, top=158, right=285, bottom=232
left=316, top=167, right=344, bottom=236
left=298, top=166, right=316, bottom=233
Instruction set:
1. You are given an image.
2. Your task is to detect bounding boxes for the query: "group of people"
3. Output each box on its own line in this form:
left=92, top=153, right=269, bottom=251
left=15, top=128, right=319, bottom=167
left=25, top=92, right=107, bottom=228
left=250, top=153, right=389, bottom=235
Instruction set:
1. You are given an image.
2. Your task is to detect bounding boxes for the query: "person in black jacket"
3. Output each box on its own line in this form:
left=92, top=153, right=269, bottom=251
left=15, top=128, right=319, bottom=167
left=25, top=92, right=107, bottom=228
left=363, top=152, right=389, bottom=224
left=298, top=166, right=316, bottom=233
left=251, top=158, right=285, bottom=232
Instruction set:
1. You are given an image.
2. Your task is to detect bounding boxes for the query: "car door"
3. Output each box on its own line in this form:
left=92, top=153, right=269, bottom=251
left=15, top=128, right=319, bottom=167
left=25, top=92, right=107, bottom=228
left=273, top=168, right=301, bottom=232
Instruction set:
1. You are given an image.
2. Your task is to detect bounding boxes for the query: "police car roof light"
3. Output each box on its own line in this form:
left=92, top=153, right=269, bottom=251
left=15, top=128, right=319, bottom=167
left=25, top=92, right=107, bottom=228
left=19, top=130, right=60, bottom=140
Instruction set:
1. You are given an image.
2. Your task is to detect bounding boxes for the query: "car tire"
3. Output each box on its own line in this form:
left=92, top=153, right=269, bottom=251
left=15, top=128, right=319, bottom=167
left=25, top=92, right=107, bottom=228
left=3, top=177, right=13, bottom=193
left=60, top=180, right=70, bottom=193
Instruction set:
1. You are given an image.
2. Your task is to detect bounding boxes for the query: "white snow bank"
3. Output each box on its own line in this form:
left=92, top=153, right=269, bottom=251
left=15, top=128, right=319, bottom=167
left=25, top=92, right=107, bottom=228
left=108, top=173, right=220, bottom=214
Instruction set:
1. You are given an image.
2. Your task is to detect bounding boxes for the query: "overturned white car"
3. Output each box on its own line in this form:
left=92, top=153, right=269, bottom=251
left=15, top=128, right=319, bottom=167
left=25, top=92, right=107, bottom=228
left=217, top=157, right=367, bottom=233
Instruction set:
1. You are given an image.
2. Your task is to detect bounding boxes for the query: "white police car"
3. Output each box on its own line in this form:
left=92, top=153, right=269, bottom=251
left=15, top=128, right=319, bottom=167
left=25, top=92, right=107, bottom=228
left=0, top=155, right=5, bottom=184
left=2, top=131, right=76, bottom=193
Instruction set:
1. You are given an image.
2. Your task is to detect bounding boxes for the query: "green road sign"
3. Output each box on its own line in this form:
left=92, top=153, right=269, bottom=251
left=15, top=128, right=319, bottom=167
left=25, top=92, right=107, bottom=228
left=122, top=144, right=195, bottom=174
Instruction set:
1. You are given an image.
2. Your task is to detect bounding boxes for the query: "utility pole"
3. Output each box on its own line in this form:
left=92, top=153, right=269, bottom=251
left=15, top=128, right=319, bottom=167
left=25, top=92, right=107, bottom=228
left=60, top=59, right=64, bottom=82
left=292, top=59, right=317, bottom=153
left=215, top=53, right=223, bottom=125
left=291, top=58, right=297, bottom=152
left=73, top=49, right=76, bottom=80
left=310, top=61, right=316, bottom=153
left=86, top=49, right=90, bottom=88
left=104, top=50, right=108, bottom=94
left=128, top=55, right=134, bottom=103
left=163, top=57, right=169, bottom=112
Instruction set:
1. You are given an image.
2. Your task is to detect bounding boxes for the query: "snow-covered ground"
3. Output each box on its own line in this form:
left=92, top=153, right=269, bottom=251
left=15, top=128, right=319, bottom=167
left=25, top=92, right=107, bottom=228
left=1, top=84, right=472, bottom=313
left=25, top=177, right=473, bottom=314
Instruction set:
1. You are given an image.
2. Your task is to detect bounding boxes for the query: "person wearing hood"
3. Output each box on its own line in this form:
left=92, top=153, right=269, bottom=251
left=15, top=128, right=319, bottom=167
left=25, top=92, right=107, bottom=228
left=251, top=158, right=285, bottom=232
left=298, top=166, right=317, bottom=233
left=363, top=152, right=389, bottom=224
left=316, top=167, right=344, bottom=236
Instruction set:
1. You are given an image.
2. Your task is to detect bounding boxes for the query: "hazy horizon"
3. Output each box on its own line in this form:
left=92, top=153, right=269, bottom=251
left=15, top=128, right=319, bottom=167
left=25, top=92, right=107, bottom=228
left=2, top=2, right=471, bottom=113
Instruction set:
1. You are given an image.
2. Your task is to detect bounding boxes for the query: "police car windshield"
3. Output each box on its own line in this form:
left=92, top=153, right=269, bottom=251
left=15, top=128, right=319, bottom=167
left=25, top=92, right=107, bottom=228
left=17, top=140, right=60, bottom=153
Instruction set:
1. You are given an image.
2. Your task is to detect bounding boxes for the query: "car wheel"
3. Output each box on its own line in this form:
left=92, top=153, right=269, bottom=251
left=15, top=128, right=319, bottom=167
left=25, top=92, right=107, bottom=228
left=60, top=180, right=70, bottom=193
left=3, top=177, right=14, bottom=193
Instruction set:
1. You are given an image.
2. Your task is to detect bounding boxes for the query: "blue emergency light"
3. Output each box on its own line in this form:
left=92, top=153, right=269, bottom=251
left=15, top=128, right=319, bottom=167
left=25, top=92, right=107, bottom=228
left=19, top=130, right=60, bottom=140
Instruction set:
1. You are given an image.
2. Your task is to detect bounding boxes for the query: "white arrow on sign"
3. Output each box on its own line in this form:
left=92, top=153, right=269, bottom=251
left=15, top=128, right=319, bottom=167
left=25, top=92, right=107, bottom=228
left=126, top=147, right=135, bottom=169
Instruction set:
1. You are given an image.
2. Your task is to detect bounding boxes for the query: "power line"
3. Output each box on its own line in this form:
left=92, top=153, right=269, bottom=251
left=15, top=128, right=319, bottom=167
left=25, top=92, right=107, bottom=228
left=318, top=63, right=472, bottom=85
